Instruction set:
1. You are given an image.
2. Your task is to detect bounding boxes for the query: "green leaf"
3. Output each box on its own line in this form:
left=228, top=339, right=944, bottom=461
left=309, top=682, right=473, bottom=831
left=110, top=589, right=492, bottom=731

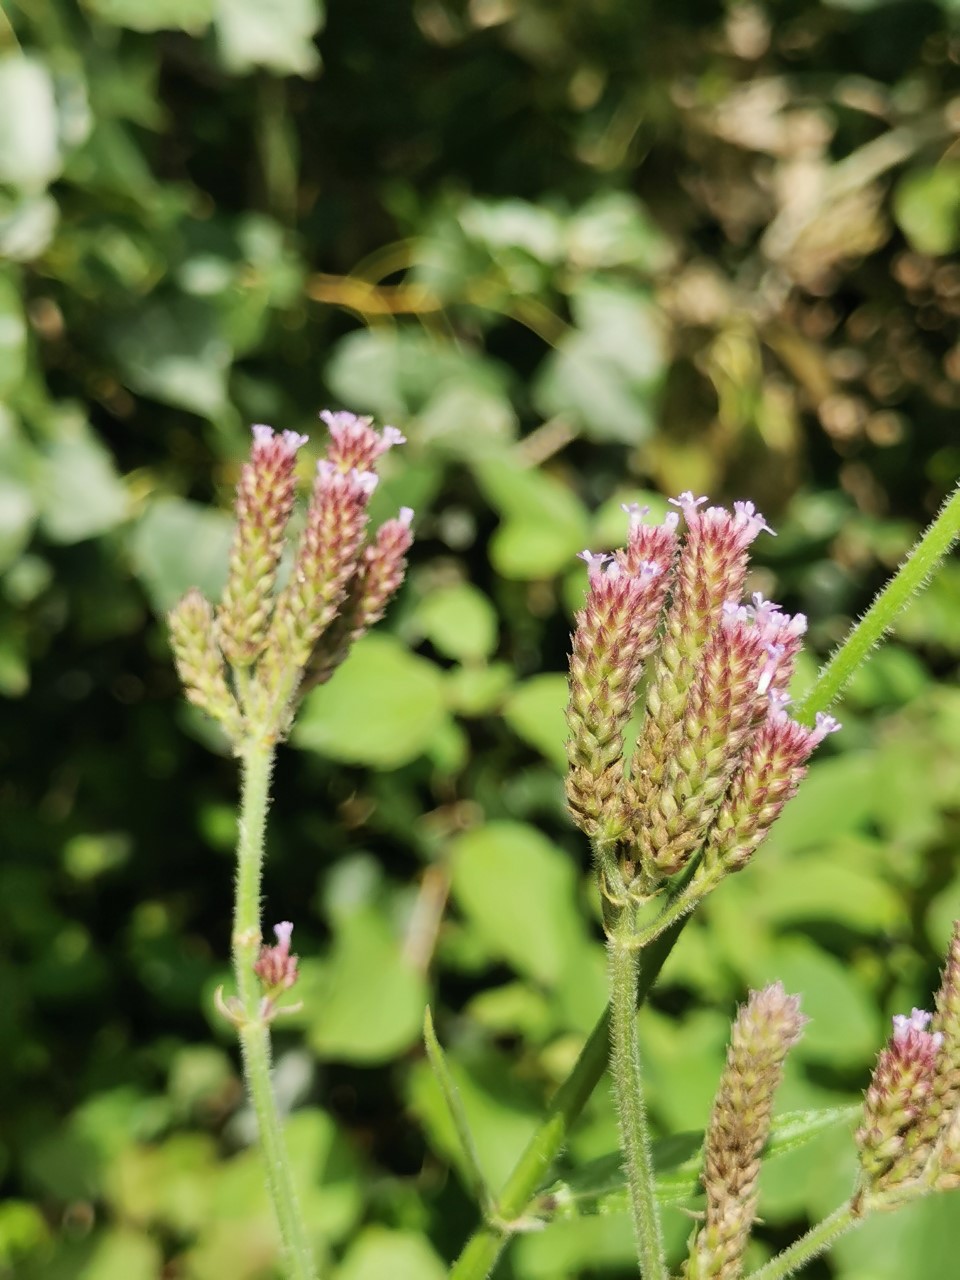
left=336, top=1228, right=446, bottom=1280
left=294, top=634, right=449, bottom=768
left=0, top=272, right=27, bottom=398
left=326, top=328, right=509, bottom=423
left=129, top=497, right=234, bottom=613
left=0, top=1201, right=48, bottom=1268
left=36, top=422, right=129, bottom=544
left=0, top=56, right=61, bottom=190
left=0, top=193, right=59, bottom=263
left=73, top=1229, right=162, bottom=1280
left=747, top=856, right=906, bottom=935
left=894, top=165, right=960, bottom=256
left=423, top=1009, right=491, bottom=1209
left=215, top=0, right=325, bottom=76
left=472, top=459, right=589, bottom=579
left=305, top=907, right=427, bottom=1063
left=415, top=582, right=498, bottom=661
left=565, top=193, right=675, bottom=274
left=106, top=298, right=232, bottom=419
left=537, top=1106, right=858, bottom=1219
left=83, top=0, right=214, bottom=32
left=448, top=821, right=588, bottom=986
left=446, top=662, right=515, bottom=716
left=406, top=1043, right=543, bottom=1188
left=415, top=384, right=519, bottom=459
left=533, top=282, right=665, bottom=444
left=0, top=477, right=35, bottom=572
left=502, top=673, right=569, bottom=770
left=761, top=754, right=876, bottom=856
left=760, top=938, right=880, bottom=1068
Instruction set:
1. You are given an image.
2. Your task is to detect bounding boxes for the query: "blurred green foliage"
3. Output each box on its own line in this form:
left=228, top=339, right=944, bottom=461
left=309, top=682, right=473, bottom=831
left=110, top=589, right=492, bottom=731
left=1, top=0, right=959, bottom=1276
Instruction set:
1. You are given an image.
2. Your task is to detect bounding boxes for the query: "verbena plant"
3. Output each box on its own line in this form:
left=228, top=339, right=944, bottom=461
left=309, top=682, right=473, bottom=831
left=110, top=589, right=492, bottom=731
left=169, top=413, right=960, bottom=1280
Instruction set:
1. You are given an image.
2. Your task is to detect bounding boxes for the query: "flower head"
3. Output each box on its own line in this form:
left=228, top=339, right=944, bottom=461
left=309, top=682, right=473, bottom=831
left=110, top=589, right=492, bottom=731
left=254, top=921, right=299, bottom=992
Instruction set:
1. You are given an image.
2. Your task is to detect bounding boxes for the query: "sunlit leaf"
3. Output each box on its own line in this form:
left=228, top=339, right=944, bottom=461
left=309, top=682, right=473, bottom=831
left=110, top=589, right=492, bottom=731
left=294, top=634, right=449, bottom=768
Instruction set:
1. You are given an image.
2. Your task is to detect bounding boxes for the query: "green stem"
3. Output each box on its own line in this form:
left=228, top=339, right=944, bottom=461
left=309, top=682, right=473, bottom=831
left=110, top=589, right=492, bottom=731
left=794, top=481, right=960, bottom=724
left=234, top=743, right=318, bottom=1280
left=745, top=1203, right=858, bottom=1280
left=448, top=917, right=686, bottom=1279
left=608, top=927, right=667, bottom=1279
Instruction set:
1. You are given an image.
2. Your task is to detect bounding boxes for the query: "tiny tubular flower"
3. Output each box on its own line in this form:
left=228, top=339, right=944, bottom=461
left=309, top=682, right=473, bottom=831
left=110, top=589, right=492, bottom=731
left=254, top=920, right=299, bottom=992
left=320, top=409, right=405, bottom=473
left=685, top=984, right=806, bottom=1279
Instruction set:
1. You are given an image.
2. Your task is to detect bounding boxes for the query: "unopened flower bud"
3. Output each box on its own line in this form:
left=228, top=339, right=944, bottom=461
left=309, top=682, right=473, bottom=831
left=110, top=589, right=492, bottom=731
left=566, top=512, right=677, bottom=841
left=686, top=984, right=806, bottom=1279
left=169, top=588, right=244, bottom=743
left=217, top=425, right=307, bottom=667
left=633, top=610, right=774, bottom=876
left=856, top=1008, right=943, bottom=1196
left=304, top=506, right=414, bottom=689
left=254, top=921, right=299, bottom=992
left=691, top=709, right=840, bottom=890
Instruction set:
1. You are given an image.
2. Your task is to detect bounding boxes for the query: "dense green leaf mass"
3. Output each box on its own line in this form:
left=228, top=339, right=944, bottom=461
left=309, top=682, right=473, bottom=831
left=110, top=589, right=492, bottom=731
left=2, top=0, right=959, bottom=1275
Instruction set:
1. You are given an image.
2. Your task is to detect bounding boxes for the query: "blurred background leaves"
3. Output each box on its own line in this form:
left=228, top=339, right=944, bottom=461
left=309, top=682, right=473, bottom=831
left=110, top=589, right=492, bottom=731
left=1, top=0, right=959, bottom=1275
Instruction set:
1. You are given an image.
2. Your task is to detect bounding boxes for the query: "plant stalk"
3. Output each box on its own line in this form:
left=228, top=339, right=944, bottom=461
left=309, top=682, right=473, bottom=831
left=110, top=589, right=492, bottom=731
left=745, top=1202, right=858, bottom=1279
left=794, top=480, right=960, bottom=724
left=608, top=925, right=667, bottom=1279
left=234, top=742, right=318, bottom=1280
left=448, top=917, right=686, bottom=1279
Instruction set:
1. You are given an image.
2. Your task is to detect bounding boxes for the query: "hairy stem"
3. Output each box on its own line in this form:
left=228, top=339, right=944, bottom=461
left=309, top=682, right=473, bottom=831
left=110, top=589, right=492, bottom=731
left=448, top=918, right=685, bottom=1279
left=235, top=743, right=318, bottom=1280
left=609, top=926, right=667, bottom=1279
left=745, top=1203, right=858, bottom=1280
left=794, top=480, right=960, bottom=724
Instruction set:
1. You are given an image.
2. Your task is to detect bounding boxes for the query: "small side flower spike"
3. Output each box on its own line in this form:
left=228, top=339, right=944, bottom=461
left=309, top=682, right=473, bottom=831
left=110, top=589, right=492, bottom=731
left=685, top=984, right=806, bottom=1279
left=856, top=1007, right=944, bottom=1201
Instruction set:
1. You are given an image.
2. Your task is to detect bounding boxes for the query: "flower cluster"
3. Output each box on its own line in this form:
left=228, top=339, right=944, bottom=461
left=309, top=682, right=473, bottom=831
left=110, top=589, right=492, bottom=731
left=855, top=922, right=960, bottom=1210
left=565, top=493, right=839, bottom=909
left=168, top=412, right=411, bottom=747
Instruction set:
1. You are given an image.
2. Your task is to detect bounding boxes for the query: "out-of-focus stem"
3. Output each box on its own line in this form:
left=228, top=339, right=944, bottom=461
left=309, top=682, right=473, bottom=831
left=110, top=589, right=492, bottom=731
left=234, top=743, right=318, bottom=1280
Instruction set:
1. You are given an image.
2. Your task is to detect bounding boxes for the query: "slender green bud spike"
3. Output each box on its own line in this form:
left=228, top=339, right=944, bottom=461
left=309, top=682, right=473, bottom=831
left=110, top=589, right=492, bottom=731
left=169, top=588, right=245, bottom=743
left=685, top=983, right=806, bottom=1279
